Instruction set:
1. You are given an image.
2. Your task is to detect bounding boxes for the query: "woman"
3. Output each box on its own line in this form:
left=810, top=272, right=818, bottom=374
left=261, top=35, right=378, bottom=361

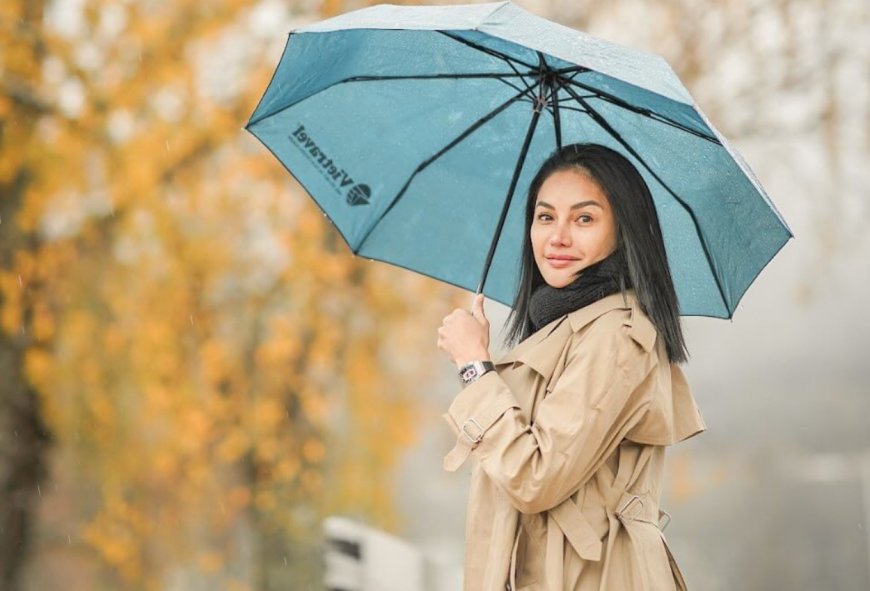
left=437, top=143, right=706, bottom=591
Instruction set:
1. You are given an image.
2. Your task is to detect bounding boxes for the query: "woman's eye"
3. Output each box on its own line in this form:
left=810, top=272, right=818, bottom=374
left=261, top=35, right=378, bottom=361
left=537, top=213, right=553, bottom=222
left=577, top=214, right=592, bottom=223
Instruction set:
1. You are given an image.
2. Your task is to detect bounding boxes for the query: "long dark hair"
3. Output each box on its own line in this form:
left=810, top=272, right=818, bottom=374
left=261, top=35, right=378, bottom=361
left=505, top=143, right=688, bottom=364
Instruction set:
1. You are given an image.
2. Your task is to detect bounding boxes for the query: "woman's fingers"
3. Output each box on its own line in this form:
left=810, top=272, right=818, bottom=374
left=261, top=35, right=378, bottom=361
left=443, top=308, right=472, bottom=325
left=471, top=294, right=488, bottom=327
left=435, top=330, right=454, bottom=363
left=438, top=303, right=489, bottom=366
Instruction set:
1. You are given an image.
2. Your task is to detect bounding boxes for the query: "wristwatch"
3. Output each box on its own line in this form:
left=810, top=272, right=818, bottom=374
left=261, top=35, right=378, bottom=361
left=458, top=360, right=495, bottom=387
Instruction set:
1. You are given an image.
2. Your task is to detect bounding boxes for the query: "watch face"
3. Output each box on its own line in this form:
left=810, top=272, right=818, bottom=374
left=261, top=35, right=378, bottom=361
left=461, top=366, right=478, bottom=382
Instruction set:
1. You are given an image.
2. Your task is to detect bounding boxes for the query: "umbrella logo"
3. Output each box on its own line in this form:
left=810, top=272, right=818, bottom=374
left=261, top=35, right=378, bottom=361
left=346, top=184, right=371, bottom=206
left=289, top=124, right=370, bottom=206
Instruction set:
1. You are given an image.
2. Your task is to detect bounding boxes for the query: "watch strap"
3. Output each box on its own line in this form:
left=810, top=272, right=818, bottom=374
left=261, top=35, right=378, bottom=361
left=458, top=360, right=495, bottom=386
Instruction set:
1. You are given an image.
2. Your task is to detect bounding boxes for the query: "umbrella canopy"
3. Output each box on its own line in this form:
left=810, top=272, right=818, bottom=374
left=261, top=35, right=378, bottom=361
left=246, top=1, right=792, bottom=317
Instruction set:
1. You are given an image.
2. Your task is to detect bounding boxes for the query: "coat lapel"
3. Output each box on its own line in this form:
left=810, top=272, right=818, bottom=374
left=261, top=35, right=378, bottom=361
left=494, top=316, right=568, bottom=374
left=566, top=291, right=633, bottom=333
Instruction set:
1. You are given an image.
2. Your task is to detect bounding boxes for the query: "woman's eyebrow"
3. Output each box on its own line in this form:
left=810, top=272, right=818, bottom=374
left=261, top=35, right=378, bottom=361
left=535, top=200, right=603, bottom=210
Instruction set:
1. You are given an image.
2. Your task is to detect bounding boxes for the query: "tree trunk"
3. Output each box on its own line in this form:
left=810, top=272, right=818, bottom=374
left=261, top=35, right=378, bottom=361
left=0, top=170, right=52, bottom=590
left=0, top=1, right=52, bottom=580
left=0, top=327, right=51, bottom=590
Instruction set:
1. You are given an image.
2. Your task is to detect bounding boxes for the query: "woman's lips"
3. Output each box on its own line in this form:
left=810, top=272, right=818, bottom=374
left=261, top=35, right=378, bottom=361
left=546, top=256, right=578, bottom=269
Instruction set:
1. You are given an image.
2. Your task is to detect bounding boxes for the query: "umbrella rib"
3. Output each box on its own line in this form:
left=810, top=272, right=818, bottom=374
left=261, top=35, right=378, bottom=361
left=560, top=77, right=721, bottom=144
left=247, top=71, right=537, bottom=127
left=553, top=65, right=591, bottom=75
left=353, top=83, right=539, bottom=253
left=438, top=31, right=538, bottom=71
left=550, top=71, right=594, bottom=114
left=501, top=56, right=538, bottom=97
left=555, top=94, right=595, bottom=103
left=561, top=84, right=731, bottom=312
left=343, top=71, right=537, bottom=82
left=496, top=76, right=528, bottom=95
left=554, top=105, right=588, bottom=115
left=341, top=71, right=531, bottom=96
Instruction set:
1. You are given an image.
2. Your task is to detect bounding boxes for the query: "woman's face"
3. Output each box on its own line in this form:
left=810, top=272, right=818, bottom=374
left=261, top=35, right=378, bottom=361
left=530, top=168, right=618, bottom=288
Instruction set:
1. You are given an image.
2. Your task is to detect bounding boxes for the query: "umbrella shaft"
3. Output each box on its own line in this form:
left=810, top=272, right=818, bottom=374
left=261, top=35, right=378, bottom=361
left=476, top=104, right=542, bottom=295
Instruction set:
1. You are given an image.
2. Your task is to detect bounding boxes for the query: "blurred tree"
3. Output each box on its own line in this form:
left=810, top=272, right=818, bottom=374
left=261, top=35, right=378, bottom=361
left=0, top=3, right=54, bottom=588
left=0, top=0, right=452, bottom=589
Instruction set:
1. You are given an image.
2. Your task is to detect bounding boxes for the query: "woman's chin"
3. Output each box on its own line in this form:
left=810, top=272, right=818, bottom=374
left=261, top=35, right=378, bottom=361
left=542, top=272, right=576, bottom=289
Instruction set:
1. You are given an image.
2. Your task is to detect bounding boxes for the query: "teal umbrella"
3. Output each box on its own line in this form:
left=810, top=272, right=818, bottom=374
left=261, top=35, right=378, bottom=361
left=246, top=1, right=791, bottom=317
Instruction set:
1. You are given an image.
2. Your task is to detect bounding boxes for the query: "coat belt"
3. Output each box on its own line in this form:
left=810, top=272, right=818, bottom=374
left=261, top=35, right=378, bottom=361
left=541, top=491, right=663, bottom=590
left=548, top=498, right=603, bottom=561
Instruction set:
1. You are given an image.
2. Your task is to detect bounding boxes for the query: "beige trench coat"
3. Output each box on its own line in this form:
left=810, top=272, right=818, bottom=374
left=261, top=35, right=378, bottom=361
left=442, top=291, right=706, bottom=591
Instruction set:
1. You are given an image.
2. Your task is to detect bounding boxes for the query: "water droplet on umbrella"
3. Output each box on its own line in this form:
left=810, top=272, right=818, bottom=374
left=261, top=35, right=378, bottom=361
left=283, top=556, right=288, bottom=567
left=190, top=315, right=195, bottom=326
left=165, top=141, right=171, bottom=151
left=67, top=534, right=72, bottom=545
left=18, top=275, right=23, bottom=288
left=37, top=485, right=41, bottom=497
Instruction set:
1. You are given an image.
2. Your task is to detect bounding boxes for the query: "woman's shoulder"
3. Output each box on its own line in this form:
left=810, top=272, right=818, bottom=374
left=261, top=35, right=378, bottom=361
left=566, top=290, right=658, bottom=356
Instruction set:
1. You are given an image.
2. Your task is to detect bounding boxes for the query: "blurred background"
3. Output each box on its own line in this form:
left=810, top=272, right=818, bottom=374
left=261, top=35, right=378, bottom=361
left=1, top=0, right=868, bottom=589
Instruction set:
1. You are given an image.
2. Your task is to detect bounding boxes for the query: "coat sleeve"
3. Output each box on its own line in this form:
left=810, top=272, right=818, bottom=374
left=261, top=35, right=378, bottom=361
left=442, top=317, right=654, bottom=514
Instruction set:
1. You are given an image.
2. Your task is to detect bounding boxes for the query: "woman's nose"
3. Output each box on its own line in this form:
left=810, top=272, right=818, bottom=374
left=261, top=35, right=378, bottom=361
left=549, top=222, right=571, bottom=246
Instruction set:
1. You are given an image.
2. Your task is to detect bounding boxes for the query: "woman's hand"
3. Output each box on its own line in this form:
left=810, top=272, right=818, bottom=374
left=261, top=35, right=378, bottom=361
left=437, top=294, right=491, bottom=368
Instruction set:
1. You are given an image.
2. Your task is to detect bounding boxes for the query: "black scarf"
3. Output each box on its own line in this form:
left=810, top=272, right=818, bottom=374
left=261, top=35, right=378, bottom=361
left=529, top=253, right=629, bottom=332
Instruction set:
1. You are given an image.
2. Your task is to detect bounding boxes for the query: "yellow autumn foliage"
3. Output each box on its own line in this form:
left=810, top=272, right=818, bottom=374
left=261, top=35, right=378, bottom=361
left=1, top=0, right=455, bottom=588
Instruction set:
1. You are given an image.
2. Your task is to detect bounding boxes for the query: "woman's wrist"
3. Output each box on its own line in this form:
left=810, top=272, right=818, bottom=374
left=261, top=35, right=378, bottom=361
left=454, top=350, right=491, bottom=369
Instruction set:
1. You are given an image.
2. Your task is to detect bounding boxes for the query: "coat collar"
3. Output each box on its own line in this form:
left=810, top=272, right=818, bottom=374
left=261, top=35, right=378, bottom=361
left=496, top=291, right=657, bottom=377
